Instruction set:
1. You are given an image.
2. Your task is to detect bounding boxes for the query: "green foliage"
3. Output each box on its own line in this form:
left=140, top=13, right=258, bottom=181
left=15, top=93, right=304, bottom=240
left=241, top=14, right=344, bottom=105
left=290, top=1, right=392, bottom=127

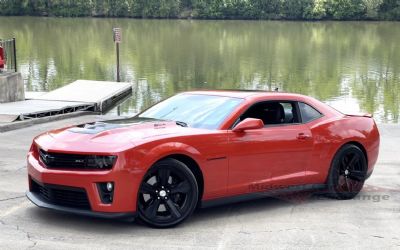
left=108, top=0, right=130, bottom=17
left=303, top=0, right=328, bottom=19
left=247, top=0, right=282, bottom=19
left=378, top=0, right=400, bottom=20
left=223, top=0, right=252, bottom=19
left=325, top=0, right=367, bottom=19
left=192, top=0, right=226, bottom=18
left=92, top=0, right=108, bottom=16
left=26, top=0, right=48, bottom=15
left=282, top=0, right=314, bottom=19
left=0, top=0, right=399, bottom=20
left=0, top=0, right=26, bottom=15
left=363, top=0, right=383, bottom=19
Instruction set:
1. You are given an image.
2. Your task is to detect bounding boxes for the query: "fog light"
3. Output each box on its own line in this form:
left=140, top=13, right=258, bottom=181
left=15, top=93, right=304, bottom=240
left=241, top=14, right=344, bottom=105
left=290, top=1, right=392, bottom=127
left=97, top=182, right=115, bottom=204
left=106, top=182, right=113, bottom=192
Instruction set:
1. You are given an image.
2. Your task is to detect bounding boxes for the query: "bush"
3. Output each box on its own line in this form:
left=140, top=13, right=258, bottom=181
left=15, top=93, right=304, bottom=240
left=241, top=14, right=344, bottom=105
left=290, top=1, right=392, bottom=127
left=325, top=0, right=367, bottom=19
left=282, top=0, right=314, bottom=19
left=192, top=0, right=226, bottom=18
left=363, top=0, right=383, bottom=19
left=247, top=0, right=282, bottom=19
left=304, top=0, right=328, bottom=19
left=378, top=0, right=400, bottom=20
left=224, top=0, right=252, bottom=19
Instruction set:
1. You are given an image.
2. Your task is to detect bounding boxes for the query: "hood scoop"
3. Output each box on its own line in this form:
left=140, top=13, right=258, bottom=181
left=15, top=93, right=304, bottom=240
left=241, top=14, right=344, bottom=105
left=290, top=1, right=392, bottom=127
left=67, top=117, right=179, bottom=135
left=68, top=122, right=126, bottom=134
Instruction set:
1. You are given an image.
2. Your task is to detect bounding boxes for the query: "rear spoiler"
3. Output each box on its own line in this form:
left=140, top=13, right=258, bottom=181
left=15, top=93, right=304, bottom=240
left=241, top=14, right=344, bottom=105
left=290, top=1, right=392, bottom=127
left=345, top=113, right=373, bottom=118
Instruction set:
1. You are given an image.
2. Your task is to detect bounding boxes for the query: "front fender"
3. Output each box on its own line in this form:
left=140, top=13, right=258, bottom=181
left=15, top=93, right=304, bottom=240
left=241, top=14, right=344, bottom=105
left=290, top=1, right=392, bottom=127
left=129, top=141, right=205, bottom=173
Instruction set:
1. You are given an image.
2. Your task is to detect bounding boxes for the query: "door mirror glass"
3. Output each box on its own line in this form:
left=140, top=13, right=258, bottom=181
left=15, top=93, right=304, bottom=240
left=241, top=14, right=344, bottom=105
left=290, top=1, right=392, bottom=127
left=232, top=118, right=264, bottom=132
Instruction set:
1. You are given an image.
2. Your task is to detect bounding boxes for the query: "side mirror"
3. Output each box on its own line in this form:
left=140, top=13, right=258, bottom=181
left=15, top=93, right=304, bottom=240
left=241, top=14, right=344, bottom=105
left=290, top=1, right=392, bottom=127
left=232, top=118, right=264, bottom=132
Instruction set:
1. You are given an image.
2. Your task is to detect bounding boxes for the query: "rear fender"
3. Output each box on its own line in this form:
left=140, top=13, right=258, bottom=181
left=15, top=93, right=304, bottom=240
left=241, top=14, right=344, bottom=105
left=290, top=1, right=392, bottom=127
left=307, top=116, right=377, bottom=184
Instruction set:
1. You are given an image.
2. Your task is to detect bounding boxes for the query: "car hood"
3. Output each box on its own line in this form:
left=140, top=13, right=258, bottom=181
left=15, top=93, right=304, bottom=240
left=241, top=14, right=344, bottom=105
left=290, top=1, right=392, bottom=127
left=35, top=117, right=205, bottom=153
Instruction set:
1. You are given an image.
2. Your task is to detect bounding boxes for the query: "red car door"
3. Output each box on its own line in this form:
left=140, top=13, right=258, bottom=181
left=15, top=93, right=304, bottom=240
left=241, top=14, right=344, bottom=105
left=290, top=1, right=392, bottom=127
left=227, top=115, right=314, bottom=196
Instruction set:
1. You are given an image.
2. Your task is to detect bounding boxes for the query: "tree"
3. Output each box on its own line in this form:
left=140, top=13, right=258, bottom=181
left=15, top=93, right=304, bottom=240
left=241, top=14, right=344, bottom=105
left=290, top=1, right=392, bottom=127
left=363, top=0, right=383, bottom=19
left=378, top=0, right=400, bottom=20
left=325, top=0, right=367, bottom=19
left=282, top=0, right=314, bottom=19
left=304, top=0, right=328, bottom=19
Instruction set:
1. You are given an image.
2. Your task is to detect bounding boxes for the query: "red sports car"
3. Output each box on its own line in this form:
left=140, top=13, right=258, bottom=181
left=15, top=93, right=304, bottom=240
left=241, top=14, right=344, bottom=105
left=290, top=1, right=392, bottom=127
left=26, top=91, right=380, bottom=227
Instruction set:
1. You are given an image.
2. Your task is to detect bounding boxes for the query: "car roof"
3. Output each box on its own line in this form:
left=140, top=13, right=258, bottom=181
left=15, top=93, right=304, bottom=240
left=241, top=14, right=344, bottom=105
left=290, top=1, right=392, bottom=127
left=183, top=90, right=308, bottom=100
left=183, top=90, right=341, bottom=130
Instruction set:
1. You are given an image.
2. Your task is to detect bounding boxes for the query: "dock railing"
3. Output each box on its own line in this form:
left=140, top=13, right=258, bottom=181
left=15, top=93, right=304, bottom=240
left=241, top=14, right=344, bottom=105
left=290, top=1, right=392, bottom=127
left=0, top=38, right=17, bottom=73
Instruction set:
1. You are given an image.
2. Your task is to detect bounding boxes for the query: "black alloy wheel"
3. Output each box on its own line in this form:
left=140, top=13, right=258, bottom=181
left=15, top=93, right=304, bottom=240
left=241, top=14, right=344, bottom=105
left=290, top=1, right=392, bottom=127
left=138, top=158, right=198, bottom=228
left=327, top=144, right=368, bottom=199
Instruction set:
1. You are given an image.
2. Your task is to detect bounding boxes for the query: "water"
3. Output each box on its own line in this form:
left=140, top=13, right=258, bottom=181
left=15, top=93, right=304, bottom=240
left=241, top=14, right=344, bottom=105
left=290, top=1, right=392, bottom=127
left=1, top=17, right=399, bottom=123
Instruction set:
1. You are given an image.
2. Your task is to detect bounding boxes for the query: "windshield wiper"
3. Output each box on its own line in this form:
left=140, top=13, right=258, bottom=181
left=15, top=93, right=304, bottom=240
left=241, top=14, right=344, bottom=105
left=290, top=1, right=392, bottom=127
left=175, top=121, right=188, bottom=127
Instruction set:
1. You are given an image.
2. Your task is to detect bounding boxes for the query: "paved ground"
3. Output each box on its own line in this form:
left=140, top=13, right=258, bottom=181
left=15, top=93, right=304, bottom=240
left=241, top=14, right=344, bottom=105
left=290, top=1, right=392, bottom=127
left=0, top=116, right=399, bottom=249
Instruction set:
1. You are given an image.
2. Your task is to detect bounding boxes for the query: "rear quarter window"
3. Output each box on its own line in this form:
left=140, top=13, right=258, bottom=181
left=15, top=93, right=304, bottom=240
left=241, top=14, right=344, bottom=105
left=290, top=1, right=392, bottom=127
left=299, top=102, right=322, bottom=123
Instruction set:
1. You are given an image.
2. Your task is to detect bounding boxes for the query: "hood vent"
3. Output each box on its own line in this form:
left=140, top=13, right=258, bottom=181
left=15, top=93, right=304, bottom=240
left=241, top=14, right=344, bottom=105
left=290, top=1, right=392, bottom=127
left=68, top=122, right=125, bottom=134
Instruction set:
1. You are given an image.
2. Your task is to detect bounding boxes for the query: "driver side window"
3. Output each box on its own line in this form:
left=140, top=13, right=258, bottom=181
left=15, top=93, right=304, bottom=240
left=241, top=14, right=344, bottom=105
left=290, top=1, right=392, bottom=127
left=240, top=101, right=299, bottom=126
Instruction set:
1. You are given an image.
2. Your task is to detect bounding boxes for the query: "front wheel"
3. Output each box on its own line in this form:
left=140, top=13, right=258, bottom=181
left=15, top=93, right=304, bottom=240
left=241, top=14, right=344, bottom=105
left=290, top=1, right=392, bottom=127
left=137, top=158, right=198, bottom=228
left=326, top=144, right=368, bottom=199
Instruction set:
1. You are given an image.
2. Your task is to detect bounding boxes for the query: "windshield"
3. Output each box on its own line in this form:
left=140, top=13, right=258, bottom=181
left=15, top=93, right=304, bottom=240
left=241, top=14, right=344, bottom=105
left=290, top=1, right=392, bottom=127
left=139, top=94, right=243, bottom=129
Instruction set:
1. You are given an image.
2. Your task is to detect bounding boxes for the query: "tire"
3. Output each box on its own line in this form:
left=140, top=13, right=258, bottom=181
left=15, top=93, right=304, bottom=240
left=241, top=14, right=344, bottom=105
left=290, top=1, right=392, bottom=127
left=326, top=144, right=368, bottom=200
left=137, top=158, right=198, bottom=228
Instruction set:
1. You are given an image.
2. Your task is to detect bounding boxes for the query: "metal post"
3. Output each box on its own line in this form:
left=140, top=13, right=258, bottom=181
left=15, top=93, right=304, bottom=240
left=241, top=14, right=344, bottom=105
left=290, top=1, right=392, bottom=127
left=113, top=28, right=121, bottom=82
left=12, top=38, right=17, bottom=72
left=116, top=42, right=120, bottom=82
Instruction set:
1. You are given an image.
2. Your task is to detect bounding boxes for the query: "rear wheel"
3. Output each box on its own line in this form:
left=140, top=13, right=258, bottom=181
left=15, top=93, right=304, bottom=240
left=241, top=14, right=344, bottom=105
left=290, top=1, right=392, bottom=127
left=327, top=144, right=367, bottom=199
left=138, top=158, right=198, bottom=228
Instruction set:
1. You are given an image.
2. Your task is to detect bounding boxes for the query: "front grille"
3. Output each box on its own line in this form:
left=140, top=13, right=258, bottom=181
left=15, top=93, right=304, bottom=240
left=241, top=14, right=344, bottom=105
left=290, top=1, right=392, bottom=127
left=39, top=149, right=87, bottom=169
left=30, top=179, right=91, bottom=209
left=38, top=149, right=116, bottom=170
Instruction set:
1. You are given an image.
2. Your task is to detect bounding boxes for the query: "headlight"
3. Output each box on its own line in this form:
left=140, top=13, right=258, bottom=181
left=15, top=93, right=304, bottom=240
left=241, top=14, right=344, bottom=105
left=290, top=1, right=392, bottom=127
left=86, top=155, right=117, bottom=169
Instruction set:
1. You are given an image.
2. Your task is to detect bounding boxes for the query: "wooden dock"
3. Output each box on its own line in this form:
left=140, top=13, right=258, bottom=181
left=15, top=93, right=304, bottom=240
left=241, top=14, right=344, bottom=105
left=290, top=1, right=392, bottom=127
left=0, top=80, right=132, bottom=123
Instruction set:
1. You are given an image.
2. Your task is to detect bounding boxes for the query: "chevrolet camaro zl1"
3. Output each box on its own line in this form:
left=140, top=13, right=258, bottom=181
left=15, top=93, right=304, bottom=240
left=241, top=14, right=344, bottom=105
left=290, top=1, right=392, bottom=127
left=26, top=91, right=380, bottom=227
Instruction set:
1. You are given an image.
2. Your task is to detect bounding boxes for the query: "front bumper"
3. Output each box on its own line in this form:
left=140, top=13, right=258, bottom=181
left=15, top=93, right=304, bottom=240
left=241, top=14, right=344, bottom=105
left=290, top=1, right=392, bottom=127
left=27, top=151, right=144, bottom=215
left=26, top=191, right=136, bottom=219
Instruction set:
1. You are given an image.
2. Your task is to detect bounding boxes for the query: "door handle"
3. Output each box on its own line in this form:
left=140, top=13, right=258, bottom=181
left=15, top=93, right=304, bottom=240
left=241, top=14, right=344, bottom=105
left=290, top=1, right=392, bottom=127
left=297, top=133, right=311, bottom=140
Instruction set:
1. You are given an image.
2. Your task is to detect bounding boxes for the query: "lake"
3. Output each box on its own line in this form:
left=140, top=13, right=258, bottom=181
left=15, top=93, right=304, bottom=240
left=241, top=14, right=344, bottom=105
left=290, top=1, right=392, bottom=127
left=1, top=17, right=399, bottom=123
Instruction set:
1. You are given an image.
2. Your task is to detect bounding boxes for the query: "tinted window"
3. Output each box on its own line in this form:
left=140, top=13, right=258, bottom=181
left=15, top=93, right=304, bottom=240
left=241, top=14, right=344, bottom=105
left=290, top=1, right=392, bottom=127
left=299, top=102, right=322, bottom=123
left=240, top=101, right=299, bottom=125
left=139, top=94, right=243, bottom=129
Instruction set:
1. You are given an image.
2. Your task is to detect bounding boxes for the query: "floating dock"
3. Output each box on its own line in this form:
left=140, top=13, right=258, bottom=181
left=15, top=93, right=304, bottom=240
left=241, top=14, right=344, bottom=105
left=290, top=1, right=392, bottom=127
left=0, top=80, right=132, bottom=123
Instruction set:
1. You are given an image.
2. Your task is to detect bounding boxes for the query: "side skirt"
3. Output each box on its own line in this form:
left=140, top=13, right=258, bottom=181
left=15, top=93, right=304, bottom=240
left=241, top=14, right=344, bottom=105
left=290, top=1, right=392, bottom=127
left=200, top=184, right=327, bottom=208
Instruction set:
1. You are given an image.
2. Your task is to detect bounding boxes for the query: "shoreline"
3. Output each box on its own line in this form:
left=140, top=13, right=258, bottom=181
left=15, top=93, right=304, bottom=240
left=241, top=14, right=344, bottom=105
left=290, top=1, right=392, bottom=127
left=1, top=15, right=399, bottom=22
